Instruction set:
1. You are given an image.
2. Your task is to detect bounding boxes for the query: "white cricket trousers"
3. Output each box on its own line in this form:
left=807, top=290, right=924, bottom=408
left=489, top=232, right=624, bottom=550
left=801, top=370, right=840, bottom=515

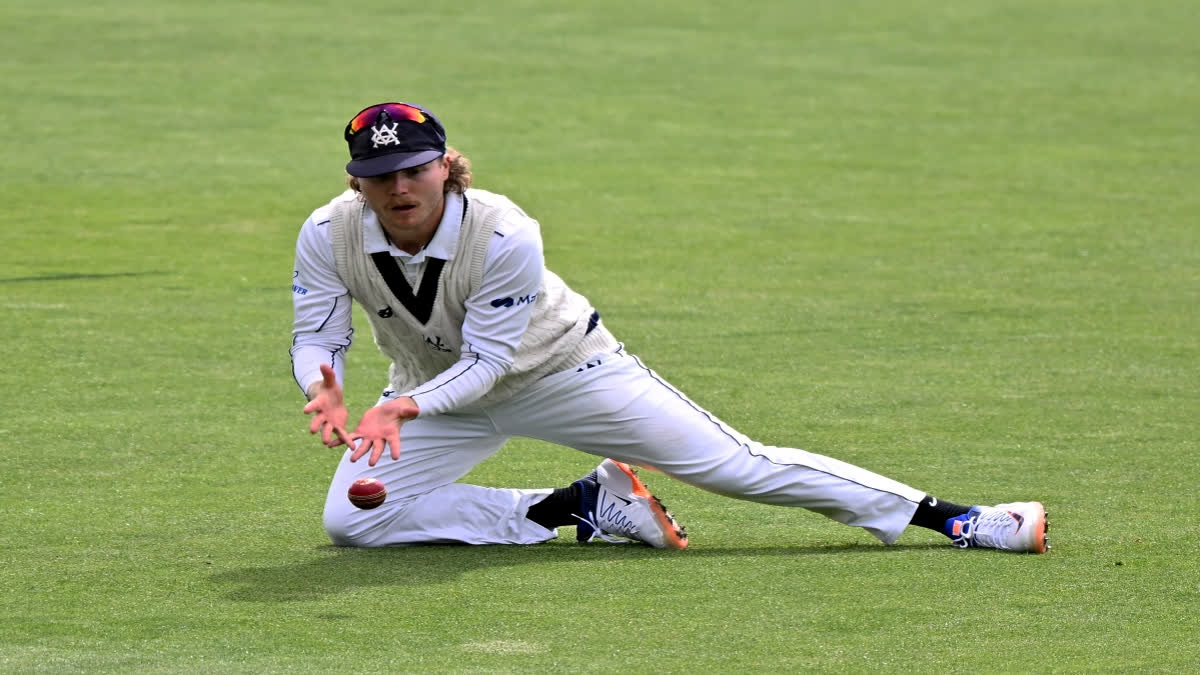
left=323, top=346, right=925, bottom=547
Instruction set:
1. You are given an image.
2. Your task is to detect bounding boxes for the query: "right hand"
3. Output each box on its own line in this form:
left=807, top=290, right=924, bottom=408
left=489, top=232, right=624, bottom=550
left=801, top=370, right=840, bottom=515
left=348, top=397, right=420, bottom=467
left=302, top=364, right=353, bottom=448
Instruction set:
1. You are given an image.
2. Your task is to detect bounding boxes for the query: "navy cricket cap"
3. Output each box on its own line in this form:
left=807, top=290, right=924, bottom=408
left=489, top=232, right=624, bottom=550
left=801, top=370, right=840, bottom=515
left=343, top=102, right=447, bottom=177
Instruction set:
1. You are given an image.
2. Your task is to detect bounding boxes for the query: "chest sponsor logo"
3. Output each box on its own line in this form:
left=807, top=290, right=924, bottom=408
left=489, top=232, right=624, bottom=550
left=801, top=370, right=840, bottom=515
left=378, top=306, right=394, bottom=318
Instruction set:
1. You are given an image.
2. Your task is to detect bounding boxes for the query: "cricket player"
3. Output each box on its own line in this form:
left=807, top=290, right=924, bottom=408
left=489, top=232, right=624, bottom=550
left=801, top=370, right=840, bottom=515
left=290, top=102, right=1049, bottom=553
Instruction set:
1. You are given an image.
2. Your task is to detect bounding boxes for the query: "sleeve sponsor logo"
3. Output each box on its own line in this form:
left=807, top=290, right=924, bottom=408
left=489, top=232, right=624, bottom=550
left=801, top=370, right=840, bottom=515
left=489, top=293, right=538, bottom=309
left=292, top=270, right=309, bottom=295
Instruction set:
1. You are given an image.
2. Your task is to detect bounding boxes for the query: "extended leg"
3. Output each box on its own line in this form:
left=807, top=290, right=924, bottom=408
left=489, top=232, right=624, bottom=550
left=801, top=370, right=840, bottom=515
left=498, top=349, right=923, bottom=544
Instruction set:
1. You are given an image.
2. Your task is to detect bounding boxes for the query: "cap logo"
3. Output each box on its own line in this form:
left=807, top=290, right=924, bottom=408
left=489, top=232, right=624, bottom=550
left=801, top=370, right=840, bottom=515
left=370, top=121, right=401, bottom=148
left=345, top=103, right=446, bottom=177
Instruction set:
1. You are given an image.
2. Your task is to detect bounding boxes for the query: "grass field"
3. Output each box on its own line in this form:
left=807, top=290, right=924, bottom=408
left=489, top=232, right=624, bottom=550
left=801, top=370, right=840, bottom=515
left=2, top=0, right=1198, bottom=671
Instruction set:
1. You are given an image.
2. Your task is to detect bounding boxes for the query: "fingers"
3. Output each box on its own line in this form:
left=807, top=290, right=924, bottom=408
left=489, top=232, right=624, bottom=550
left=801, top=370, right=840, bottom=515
left=368, top=435, right=400, bottom=465
left=306, top=409, right=347, bottom=448
left=319, top=420, right=338, bottom=446
left=309, top=412, right=335, bottom=443
left=320, top=363, right=339, bottom=387
left=347, top=436, right=398, bottom=466
left=323, top=423, right=350, bottom=448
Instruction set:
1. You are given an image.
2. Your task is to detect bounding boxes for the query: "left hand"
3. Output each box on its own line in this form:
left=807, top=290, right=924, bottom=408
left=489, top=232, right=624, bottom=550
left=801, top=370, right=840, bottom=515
left=348, top=397, right=420, bottom=466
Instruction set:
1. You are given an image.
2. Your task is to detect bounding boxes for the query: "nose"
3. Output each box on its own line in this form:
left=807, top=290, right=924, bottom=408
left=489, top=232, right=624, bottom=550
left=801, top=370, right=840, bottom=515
left=387, top=173, right=410, bottom=194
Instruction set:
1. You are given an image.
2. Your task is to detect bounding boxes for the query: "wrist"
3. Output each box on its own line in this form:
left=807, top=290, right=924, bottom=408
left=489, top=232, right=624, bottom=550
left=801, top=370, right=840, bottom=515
left=383, top=396, right=419, bottom=417
left=306, top=381, right=336, bottom=402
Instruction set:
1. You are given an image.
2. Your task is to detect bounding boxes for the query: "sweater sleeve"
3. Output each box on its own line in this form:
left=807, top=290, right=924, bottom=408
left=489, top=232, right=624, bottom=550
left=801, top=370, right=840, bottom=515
left=289, top=214, right=354, bottom=396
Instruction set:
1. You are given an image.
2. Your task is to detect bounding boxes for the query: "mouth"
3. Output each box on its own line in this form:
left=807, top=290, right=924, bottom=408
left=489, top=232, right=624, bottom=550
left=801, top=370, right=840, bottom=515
left=390, top=204, right=417, bottom=213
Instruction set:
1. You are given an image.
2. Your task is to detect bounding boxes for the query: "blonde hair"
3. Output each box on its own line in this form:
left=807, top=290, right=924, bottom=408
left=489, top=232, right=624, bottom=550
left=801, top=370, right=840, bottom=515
left=346, top=147, right=473, bottom=194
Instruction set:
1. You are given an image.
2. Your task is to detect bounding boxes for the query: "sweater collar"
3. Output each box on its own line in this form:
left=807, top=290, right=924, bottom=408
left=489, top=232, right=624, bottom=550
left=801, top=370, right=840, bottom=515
left=361, top=191, right=464, bottom=263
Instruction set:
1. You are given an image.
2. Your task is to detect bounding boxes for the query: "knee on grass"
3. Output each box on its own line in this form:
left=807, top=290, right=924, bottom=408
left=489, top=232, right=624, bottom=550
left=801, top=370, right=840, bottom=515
left=323, top=504, right=388, bottom=548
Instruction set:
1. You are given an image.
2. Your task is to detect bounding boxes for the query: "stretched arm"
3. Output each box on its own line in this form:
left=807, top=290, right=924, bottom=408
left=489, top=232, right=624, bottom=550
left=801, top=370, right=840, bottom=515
left=290, top=212, right=354, bottom=396
left=291, top=207, right=356, bottom=449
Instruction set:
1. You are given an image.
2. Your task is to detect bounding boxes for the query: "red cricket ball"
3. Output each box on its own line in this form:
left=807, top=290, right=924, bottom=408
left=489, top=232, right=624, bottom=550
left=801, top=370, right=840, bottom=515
left=347, top=477, right=387, bottom=510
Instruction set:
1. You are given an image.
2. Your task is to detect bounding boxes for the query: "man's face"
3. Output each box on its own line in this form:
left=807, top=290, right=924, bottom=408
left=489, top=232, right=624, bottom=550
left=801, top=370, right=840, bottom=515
left=357, top=156, right=450, bottom=247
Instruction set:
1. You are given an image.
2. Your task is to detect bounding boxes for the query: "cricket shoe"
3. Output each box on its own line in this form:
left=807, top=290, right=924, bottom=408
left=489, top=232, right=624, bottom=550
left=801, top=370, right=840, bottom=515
left=949, top=502, right=1049, bottom=553
left=573, top=459, right=688, bottom=549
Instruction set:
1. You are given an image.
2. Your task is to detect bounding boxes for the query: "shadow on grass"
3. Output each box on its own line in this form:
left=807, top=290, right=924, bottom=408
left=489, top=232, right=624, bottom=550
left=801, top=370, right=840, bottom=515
left=0, top=271, right=168, bottom=284
left=212, top=540, right=945, bottom=603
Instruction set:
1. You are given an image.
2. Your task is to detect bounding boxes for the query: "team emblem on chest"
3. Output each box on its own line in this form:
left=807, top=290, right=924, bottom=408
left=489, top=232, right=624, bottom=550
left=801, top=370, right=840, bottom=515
left=425, top=335, right=453, bottom=353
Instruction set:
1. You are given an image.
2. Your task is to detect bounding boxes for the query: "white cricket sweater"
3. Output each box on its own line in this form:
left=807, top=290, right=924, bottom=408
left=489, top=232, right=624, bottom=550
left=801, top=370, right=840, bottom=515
left=326, top=188, right=618, bottom=408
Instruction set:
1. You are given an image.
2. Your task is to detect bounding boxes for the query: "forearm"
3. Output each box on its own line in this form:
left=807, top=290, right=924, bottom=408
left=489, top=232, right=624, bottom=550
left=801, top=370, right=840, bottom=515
left=291, top=212, right=354, bottom=397
left=292, top=344, right=347, bottom=398
left=400, top=353, right=508, bottom=417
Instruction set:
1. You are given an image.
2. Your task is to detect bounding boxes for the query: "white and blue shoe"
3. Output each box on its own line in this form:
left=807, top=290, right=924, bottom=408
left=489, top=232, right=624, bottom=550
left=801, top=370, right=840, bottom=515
left=948, top=502, right=1049, bottom=553
left=573, top=459, right=688, bottom=549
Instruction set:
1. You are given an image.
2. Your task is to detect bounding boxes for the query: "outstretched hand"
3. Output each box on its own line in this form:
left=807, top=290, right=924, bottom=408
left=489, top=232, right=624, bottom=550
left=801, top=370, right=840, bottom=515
left=349, top=397, right=420, bottom=466
left=302, top=364, right=352, bottom=448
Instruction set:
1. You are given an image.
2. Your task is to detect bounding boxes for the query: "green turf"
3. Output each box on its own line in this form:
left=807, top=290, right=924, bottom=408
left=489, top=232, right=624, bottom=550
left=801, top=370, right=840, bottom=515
left=2, top=0, right=1198, bottom=671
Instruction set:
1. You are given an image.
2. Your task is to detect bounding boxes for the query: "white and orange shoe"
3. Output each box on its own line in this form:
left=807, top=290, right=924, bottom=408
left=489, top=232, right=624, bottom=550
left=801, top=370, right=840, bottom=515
left=949, top=502, right=1049, bottom=553
left=573, top=459, right=688, bottom=549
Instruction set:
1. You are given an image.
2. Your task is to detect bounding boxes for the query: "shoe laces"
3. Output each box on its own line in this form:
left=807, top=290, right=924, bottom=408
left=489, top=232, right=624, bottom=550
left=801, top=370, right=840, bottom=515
left=572, top=511, right=630, bottom=544
left=955, top=508, right=1019, bottom=549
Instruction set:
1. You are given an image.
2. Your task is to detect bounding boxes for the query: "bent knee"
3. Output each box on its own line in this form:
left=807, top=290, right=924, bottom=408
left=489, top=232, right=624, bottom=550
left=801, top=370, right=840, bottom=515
left=323, top=504, right=385, bottom=548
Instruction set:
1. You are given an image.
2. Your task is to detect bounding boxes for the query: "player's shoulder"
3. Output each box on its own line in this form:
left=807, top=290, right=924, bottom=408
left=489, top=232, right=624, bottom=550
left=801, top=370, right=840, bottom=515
left=465, top=187, right=522, bottom=213
left=465, top=188, right=540, bottom=239
left=304, top=189, right=359, bottom=228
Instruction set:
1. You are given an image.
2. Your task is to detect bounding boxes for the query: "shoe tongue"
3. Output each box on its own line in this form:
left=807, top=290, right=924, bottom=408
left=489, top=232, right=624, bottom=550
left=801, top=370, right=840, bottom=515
left=573, top=473, right=600, bottom=542
left=942, top=513, right=970, bottom=539
left=576, top=472, right=599, bottom=510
